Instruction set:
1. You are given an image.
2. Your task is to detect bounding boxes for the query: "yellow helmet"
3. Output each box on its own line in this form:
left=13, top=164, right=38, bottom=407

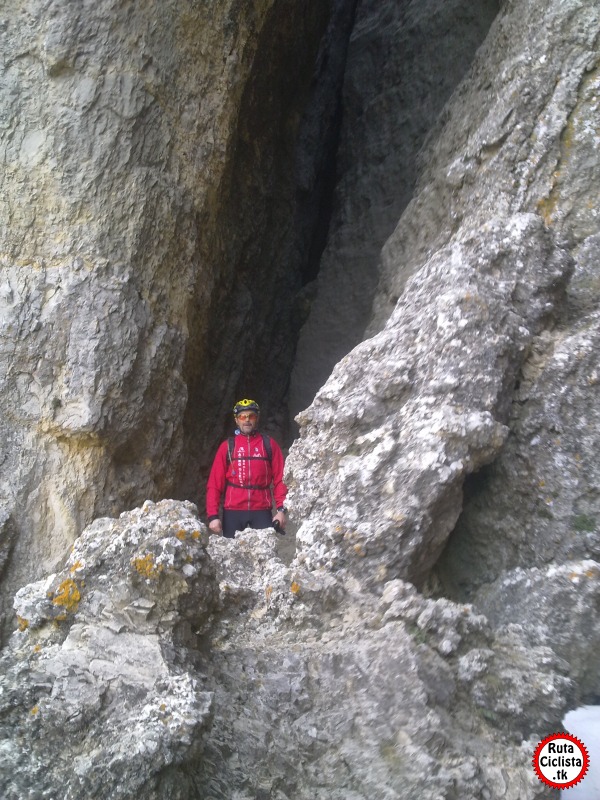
left=233, top=399, right=260, bottom=415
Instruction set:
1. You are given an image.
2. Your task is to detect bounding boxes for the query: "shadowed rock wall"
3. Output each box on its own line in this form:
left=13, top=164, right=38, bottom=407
left=1, top=0, right=600, bottom=797
left=0, top=0, right=332, bottom=633
left=287, top=0, right=600, bottom=723
left=289, top=0, right=500, bottom=421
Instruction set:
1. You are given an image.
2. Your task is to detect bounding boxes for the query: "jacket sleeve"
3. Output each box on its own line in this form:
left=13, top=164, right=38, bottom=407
left=270, top=439, right=288, bottom=509
left=206, top=441, right=229, bottom=519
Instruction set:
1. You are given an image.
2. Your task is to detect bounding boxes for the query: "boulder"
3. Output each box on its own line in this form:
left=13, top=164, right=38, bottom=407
left=0, top=499, right=216, bottom=799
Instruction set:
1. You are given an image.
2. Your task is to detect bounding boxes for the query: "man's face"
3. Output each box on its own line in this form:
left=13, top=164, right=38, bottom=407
left=236, top=411, right=259, bottom=434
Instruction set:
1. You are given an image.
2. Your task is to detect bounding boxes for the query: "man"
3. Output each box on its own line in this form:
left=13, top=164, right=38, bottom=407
left=206, top=399, right=288, bottom=538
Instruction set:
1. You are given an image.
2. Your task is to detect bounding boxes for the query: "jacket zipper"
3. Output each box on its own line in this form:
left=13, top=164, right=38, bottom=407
left=246, top=434, right=252, bottom=511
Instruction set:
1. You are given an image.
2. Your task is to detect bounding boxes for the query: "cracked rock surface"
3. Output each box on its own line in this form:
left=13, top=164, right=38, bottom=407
left=0, top=500, right=217, bottom=800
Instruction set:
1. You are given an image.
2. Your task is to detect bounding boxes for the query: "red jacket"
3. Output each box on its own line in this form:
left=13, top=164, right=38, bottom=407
left=206, top=431, right=287, bottom=518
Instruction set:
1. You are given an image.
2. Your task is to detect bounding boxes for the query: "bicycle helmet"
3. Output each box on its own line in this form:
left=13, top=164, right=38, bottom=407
left=233, top=399, right=260, bottom=415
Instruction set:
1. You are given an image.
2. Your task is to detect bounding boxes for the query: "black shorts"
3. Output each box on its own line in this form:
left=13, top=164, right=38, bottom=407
left=222, top=508, right=273, bottom=539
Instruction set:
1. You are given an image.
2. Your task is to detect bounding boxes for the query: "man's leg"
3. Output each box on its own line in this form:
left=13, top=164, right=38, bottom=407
left=222, top=509, right=274, bottom=537
left=222, top=509, right=250, bottom=538
left=247, top=509, right=274, bottom=530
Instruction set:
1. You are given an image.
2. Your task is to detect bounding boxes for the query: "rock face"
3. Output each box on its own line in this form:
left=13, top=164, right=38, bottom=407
left=1, top=0, right=600, bottom=797
left=197, top=528, right=573, bottom=799
left=0, top=0, right=330, bottom=633
left=0, top=503, right=573, bottom=799
left=287, top=213, right=571, bottom=587
left=287, top=0, right=600, bottom=696
left=289, top=0, right=500, bottom=420
left=0, top=500, right=216, bottom=799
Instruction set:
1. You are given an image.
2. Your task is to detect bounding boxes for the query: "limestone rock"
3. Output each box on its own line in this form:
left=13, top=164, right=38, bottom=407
left=0, top=513, right=574, bottom=799
left=287, top=213, right=571, bottom=587
left=197, top=532, right=568, bottom=799
left=438, top=306, right=600, bottom=594
left=0, top=504, right=14, bottom=580
left=0, top=0, right=330, bottom=634
left=289, top=0, right=499, bottom=421
left=1, top=0, right=600, bottom=796
left=473, top=560, right=600, bottom=703
left=370, top=0, right=600, bottom=329
left=0, top=499, right=216, bottom=800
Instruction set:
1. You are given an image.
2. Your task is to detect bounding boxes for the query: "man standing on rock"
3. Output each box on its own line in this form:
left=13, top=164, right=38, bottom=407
left=206, top=399, right=288, bottom=538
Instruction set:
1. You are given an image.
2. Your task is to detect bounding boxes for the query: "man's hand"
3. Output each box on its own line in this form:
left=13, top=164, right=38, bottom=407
left=272, top=510, right=286, bottom=530
left=209, top=518, right=223, bottom=535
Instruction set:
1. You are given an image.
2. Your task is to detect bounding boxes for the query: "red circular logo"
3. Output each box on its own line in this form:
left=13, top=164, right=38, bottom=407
left=533, top=732, right=589, bottom=790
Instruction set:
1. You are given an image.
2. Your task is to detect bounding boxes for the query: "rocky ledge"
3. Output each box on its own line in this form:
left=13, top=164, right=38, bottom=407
left=0, top=500, right=216, bottom=800
left=0, top=499, right=581, bottom=799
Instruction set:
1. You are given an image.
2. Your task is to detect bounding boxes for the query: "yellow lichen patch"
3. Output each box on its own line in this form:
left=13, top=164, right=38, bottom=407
left=33, top=644, right=42, bottom=653
left=353, top=543, right=366, bottom=557
left=191, top=530, right=201, bottom=540
left=290, top=581, right=301, bottom=595
left=537, top=194, right=557, bottom=227
left=265, top=585, right=273, bottom=602
left=52, top=578, right=81, bottom=613
left=69, top=560, right=84, bottom=574
left=31, top=705, right=40, bottom=716
left=133, top=552, right=163, bottom=580
left=17, top=615, right=29, bottom=631
left=175, top=529, right=187, bottom=541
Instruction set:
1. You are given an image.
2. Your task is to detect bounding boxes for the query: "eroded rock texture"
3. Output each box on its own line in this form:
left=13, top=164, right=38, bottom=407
left=288, top=213, right=571, bottom=587
left=289, top=0, right=500, bottom=420
left=0, top=500, right=216, bottom=800
left=198, top=529, right=572, bottom=799
left=289, top=0, right=600, bottom=683
left=1, top=0, right=600, bottom=797
left=0, top=504, right=572, bottom=799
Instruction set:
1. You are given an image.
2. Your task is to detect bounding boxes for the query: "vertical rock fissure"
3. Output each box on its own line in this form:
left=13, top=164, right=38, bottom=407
left=293, top=0, right=360, bottom=290
left=177, top=0, right=356, bottom=508
left=288, top=0, right=501, bottom=424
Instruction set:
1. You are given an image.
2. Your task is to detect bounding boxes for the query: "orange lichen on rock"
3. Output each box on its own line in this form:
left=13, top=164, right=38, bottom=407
left=290, top=581, right=301, bottom=595
left=133, top=552, right=163, bottom=579
left=52, top=578, right=81, bottom=613
left=17, top=615, right=29, bottom=631
left=175, top=530, right=187, bottom=541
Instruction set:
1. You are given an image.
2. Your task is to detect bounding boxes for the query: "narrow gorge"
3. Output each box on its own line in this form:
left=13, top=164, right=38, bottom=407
left=1, top=0, right=599, bottom=797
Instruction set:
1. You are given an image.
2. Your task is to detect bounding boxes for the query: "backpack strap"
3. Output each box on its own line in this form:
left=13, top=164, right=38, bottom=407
left=261, top=433, right=272, bottom=463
